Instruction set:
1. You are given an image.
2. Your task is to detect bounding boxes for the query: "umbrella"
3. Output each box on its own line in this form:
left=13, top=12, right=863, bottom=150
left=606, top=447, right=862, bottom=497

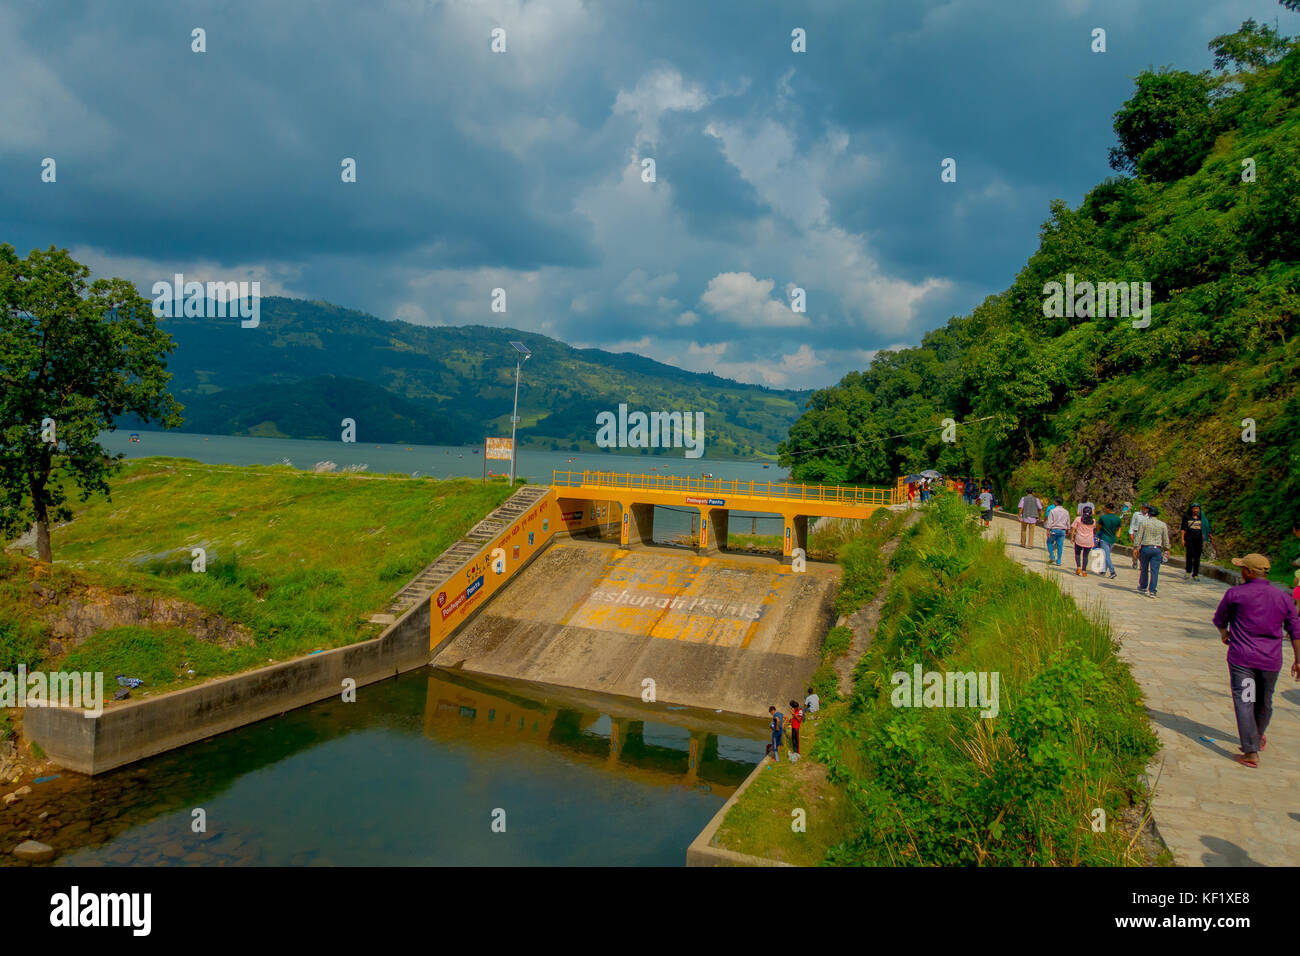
left=905, top=474, right=924, bottom=483
left=919, top=469, right=942, bottom=479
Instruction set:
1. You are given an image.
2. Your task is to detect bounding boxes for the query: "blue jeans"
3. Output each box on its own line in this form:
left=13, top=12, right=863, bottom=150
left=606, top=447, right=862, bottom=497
left=1097, top=539, right=1115, bottom=574
left=1138, top=545, right=1162, bottom=593
left=1047, top=530, right=1066, bottom=564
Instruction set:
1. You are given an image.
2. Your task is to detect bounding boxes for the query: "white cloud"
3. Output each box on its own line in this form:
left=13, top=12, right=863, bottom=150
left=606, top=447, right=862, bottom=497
left=613, top=68, right=709, bottom=146
left=699, top=272, right=808, bottom=328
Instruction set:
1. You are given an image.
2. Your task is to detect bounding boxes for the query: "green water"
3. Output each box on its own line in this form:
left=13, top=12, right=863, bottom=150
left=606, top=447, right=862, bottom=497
left=5, top=669, right=764, bottom=867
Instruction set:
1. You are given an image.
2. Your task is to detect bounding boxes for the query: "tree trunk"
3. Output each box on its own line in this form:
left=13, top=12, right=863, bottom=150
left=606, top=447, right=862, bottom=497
left=30, top=475, right=52, bottom=563
left=35, top=519, right=52, bottom=563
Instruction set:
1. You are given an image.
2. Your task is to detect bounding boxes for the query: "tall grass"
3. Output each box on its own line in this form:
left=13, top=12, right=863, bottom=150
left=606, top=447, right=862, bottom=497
left=817, top=493, right=1158, bottom=865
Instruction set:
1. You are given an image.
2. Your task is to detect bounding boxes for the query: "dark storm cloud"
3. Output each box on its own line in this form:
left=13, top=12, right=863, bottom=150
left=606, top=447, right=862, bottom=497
left=0, top=0, right=1286, bottom=388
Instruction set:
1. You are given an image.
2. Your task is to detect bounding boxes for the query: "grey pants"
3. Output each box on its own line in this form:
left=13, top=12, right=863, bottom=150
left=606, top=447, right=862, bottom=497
left=1229, top=664, right=1279, bottom=754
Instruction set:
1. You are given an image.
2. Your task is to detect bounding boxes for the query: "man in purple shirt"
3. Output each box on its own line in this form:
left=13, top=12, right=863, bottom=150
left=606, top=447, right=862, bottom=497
left=1212, top=553, right=1300, bottom=768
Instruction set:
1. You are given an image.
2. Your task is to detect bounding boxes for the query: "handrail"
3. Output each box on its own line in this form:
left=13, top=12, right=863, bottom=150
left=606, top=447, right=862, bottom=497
left=550, top=470, right=894, bottom=506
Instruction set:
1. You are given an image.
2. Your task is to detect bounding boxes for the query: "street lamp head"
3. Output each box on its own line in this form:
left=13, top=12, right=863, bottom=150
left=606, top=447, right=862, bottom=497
left=510, top=341, right=531, bottom=360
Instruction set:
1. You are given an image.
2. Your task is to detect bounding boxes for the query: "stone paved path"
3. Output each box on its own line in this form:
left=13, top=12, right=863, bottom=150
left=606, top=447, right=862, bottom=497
left=984, top=513, right=1300, bottom=866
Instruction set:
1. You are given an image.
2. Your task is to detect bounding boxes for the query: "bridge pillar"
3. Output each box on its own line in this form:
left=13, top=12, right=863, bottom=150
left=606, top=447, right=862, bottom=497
left=698, top=508, right=729, bottom=554
left=620, top=503, right=655, bottom=547
left=781, top=514, right=808, bottom=565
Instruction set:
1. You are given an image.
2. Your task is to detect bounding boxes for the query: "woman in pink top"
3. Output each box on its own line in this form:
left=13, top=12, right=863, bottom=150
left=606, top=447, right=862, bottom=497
left=1070, top=506, right=1097, bottom=576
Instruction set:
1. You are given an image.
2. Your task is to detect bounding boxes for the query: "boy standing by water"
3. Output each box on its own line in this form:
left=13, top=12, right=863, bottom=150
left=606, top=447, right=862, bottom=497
left=768, top=705, right=784, bottom=763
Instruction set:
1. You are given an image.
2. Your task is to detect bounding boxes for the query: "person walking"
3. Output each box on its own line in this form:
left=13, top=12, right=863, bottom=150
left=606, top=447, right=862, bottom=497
left=907, top=481, right=916, bottom=509
left=787, top=699, right=804, bottom=762
left=1182, top=503, right=1210, bottom=581
left=1017, top=489, right=1043, bottom=549
left=1044, top=497, right=1070, bottom=566
left=767, top=705, right=784, bottom=762
left=1212, top=553, right=1300, bottom=769
left=1132, top=504, right=1171, bottom=597
left=978, top=486, right=994, bottom=528
left=1096, top=503, right=1122, bottom=579
left=1069, top=505, right=1097, bottom=576
left=1129, top=503, right=1150, bottom=569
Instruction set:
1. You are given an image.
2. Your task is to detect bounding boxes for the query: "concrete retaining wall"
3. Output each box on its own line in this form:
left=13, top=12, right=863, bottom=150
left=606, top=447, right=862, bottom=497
left=23, top=594, right=435, bottom=776
left=686, top=757, right=788, bottom=867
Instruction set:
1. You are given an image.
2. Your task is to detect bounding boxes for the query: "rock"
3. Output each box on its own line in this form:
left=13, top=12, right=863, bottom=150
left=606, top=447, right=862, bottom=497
left=15, top=786, right=31, bottom=797
left=13, top=840, right=57, bottom=863
left=38, top=811, right=49, bottom=821
left=3, top=793, right=17, bottom=806
left=47, top=639, right=64, bottom=656
left=161, top=841, right=186, bottom=858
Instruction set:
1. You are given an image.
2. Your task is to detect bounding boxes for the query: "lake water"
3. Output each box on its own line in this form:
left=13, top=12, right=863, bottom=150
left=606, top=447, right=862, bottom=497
left=2, top=670, right=765, bottom=867
left=99, top=429, right=796, bottom=540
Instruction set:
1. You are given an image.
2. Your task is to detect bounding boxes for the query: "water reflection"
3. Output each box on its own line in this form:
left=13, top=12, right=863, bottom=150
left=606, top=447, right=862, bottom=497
left=3, top=668, right=763, bottom=867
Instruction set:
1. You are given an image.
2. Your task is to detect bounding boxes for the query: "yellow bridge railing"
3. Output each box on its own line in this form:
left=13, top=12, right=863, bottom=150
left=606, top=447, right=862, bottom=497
left=551, top=470, right=896, bottom=507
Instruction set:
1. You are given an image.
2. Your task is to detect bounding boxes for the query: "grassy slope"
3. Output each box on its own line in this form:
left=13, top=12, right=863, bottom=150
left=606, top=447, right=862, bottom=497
left=1, top=458, right=513, bottom=691
left=716, top=493, right=1159, bottom=866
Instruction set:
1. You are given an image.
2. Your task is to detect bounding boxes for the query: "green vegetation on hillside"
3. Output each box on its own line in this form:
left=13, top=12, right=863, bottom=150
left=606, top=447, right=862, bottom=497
left=717, top=494, right=1159, bottom=865
left=139, top=298, right=808, bottom=459
left=779, top=16, right=1300, bottom=570
left=0, top=459, right=513, bottom=691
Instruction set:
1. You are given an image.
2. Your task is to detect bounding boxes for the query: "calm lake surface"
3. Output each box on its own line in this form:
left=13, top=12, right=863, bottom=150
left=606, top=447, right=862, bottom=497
left=6, top=670, right=765, bottom=867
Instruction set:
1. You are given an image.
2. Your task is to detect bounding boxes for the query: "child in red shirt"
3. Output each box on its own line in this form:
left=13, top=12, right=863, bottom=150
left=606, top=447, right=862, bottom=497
left=787, top=699, right=804, bottom=762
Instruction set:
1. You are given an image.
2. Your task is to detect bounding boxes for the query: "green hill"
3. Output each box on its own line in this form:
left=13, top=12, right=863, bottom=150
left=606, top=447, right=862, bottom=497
left=135, top=297, right=808, bottom=458
left=780, top=17, right=1300, bottom=569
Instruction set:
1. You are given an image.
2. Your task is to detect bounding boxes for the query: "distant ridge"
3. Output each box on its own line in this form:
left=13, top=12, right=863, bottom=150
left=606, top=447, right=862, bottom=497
left=128, top=296, right=809, bottom=457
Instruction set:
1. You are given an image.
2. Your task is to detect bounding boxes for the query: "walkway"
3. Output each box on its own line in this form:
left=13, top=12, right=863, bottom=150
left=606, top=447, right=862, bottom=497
left=984, top=513, right=1300, bottom=866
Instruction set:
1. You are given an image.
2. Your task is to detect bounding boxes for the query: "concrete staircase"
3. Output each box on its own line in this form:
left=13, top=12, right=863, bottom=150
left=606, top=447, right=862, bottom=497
left=379, top=485, right=552, bottom=619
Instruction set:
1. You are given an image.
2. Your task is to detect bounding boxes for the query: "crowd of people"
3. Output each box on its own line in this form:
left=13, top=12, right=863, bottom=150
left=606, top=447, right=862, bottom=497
left=1007, top=492, right=1226, bottom=598
left=908, top=477, right=1300, bottom=771
left=1002, top=488, right=1300, bottom=771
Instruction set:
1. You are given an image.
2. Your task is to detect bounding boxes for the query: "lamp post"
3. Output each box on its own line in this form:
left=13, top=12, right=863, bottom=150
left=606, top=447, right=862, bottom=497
left=508, top=341, right=531, bottom=486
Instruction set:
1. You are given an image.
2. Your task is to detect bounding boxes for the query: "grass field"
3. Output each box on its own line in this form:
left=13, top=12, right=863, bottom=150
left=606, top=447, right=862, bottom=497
left=1, top=458, right=514, bottom=692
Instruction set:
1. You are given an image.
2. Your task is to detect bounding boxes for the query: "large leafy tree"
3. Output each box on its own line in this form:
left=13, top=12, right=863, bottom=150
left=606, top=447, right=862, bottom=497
left=0, top=245, right=183, bottom=562
left=1107, top=68, right=1218, bottom=182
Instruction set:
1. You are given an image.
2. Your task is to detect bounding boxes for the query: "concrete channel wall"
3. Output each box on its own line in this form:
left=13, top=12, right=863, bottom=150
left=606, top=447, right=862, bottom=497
left=24, top=488, right=554, bottom=776
left=686, top=758, right=788, bottom=867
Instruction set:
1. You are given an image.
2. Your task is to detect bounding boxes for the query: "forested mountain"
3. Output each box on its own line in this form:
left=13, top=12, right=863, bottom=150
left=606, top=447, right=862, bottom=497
left=780, top=17, right=1300, bottom=562
left=134, top=297, right=808, bottom=458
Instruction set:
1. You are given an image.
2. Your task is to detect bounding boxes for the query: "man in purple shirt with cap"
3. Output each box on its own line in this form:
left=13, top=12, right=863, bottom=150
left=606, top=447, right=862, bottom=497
left=1212, top=552, right=1300, bottom=768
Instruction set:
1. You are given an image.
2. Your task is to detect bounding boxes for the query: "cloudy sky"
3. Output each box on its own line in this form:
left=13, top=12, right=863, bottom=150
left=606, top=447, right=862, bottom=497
left=1, top=0, right=1287, bottom=389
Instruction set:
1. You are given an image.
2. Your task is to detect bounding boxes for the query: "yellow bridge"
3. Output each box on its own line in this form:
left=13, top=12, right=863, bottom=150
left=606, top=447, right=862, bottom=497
left=552, top=469, right=899, bottom=561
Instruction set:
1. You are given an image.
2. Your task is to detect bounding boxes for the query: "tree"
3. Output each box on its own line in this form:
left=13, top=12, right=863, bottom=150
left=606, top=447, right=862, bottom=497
left=1107, top=68, right=1217, bottom=182
left=0, top=245, right=183, bottom=562
left=1209, top=19, right=1292, bottom=74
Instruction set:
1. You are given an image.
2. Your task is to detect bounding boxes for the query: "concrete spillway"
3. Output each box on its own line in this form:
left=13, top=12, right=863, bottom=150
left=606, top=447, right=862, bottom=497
left=432, top=538, right=839, bottom=717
